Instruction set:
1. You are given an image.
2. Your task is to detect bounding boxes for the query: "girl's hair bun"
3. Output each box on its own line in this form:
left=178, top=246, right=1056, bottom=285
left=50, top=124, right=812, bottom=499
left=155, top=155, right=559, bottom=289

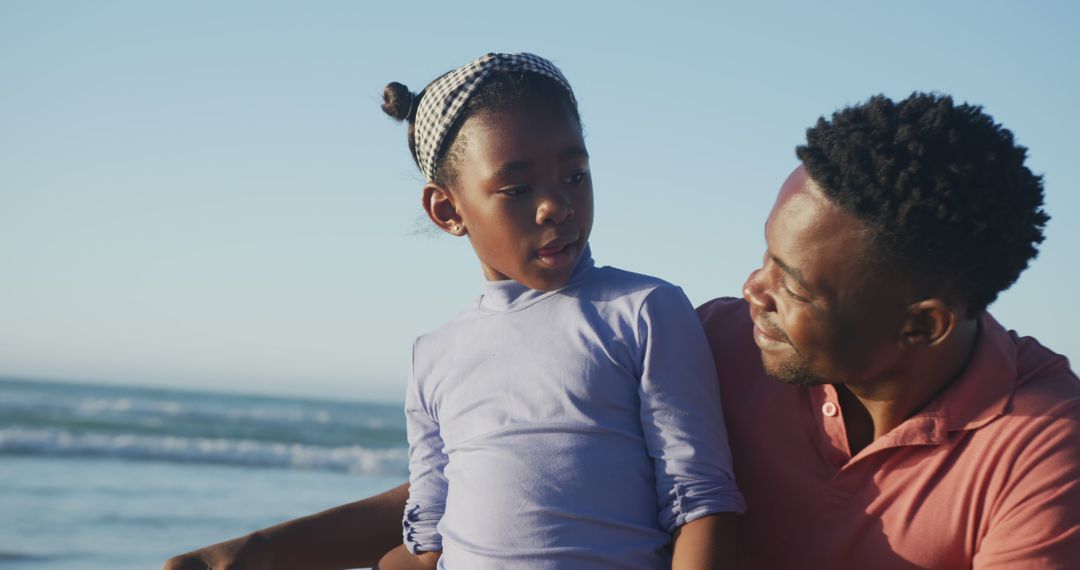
left=382, top=82, right=417, bottom=123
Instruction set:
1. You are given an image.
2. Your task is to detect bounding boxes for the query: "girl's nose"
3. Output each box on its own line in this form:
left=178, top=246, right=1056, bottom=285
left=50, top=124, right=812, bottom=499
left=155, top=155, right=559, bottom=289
left=743, top=267, right=776, bottom=312
left=536, top=190, right=574, bottom=225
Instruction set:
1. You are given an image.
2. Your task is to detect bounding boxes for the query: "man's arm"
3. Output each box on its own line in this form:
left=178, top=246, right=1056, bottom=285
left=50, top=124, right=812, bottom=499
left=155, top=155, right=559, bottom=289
left=163, top=483, right=408, bottom=570
left=671, top=513, right=738, bottom=569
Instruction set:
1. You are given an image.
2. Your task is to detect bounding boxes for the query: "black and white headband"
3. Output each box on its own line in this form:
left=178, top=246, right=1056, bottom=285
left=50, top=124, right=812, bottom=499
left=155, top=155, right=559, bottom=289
left=412, top=52, right=577, bottom=181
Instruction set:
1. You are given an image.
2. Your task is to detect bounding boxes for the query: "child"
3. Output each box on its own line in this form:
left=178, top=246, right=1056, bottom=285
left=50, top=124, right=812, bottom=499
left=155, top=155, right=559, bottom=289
left=377, top=53, right=743, bottom=569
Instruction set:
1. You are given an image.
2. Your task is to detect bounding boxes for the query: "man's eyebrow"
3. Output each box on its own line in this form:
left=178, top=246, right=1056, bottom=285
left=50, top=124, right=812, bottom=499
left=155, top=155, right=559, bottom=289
left=772, top=254, right=811, bottom=290
left=559, top=147, right=589, bottom=161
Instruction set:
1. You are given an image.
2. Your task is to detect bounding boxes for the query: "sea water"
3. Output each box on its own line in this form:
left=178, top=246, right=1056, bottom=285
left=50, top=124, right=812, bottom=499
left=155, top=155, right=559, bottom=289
left=0, top=378, right=407, bottom=569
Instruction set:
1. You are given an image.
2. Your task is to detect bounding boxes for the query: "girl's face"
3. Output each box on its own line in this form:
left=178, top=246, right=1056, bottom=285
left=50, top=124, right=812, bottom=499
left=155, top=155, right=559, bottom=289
left=437, top=101, right=594, bottom=292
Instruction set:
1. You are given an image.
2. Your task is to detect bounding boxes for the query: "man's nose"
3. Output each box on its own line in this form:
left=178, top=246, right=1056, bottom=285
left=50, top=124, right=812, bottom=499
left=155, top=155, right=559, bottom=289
left=743, top=267, right=776, bottom=312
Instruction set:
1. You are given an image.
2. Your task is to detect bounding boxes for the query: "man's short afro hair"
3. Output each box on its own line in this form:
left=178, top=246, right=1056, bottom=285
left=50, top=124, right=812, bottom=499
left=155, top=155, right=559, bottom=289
left=795, top=92, right=1049, bottom=315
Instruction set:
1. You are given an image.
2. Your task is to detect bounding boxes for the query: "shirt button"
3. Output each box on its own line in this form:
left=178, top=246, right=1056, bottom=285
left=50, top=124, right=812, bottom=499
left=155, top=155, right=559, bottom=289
left=822, top=402, right=838, bottom=417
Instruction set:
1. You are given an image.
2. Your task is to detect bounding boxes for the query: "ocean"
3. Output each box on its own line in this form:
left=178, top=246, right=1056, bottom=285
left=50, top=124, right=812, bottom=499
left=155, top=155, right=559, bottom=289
left=0, top=378, right=408, bottom=569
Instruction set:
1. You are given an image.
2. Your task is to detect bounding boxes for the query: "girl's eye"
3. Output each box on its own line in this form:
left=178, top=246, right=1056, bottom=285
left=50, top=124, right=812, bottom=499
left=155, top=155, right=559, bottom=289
left=499, top=186, right=529, bottom=197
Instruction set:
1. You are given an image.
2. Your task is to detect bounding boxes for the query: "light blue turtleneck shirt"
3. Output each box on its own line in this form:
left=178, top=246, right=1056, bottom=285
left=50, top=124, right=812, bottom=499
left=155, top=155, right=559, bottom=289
left=403, top=247, right=744, bottom=568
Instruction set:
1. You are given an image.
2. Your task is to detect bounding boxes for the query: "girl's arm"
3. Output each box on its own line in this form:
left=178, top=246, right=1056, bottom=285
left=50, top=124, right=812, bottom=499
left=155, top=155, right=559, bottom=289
left=401, top=342, right=451, bottom=555
left=634, top=284, right=745, bottom=558
left=671, top=513, right=738, bottom=569
left=162, top=483, right=408, bottom=570
left=379, top=368, right=447, bottom=570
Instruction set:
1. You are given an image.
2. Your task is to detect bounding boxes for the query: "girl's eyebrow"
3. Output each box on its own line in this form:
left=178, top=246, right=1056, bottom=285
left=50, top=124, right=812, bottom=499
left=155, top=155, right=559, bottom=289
left=493, top=148, right=590, bottom=178
left=493, top=160, right=531, bottom=178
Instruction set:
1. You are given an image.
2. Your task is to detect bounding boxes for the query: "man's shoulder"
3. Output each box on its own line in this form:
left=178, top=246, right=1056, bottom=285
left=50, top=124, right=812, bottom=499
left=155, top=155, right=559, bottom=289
left=694, top=297, right=764, bottom=382
left=1006, top=327, right=1080, bottom=421
left=696, top=297, right=753, bottom=346
left=981, top=315, right=1080, bottom=414
left=968, top=324, right=1080, bottom=565
left=970, top=318, right=1080, bottom=468
left=696, top=296, right=750, bottom=324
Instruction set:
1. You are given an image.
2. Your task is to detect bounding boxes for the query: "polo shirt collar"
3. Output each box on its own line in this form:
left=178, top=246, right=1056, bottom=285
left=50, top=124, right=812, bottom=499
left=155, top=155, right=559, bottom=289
left=828, top=313, right=1017, bottom=455
left=925, top=313, right=1016, bottom=433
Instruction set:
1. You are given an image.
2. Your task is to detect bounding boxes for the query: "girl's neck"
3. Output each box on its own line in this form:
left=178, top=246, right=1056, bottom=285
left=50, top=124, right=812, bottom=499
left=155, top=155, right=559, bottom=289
left=479, top=244, right=593, bottom=312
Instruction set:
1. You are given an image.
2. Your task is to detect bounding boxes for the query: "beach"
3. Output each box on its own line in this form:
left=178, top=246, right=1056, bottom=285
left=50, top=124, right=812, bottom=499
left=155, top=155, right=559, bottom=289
left=0, top=378, right=407, bottom=569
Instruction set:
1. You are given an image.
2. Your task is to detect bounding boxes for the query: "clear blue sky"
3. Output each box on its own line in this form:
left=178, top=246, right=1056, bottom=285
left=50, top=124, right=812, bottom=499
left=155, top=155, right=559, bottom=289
left=2, top=1, right=1078, bottom=402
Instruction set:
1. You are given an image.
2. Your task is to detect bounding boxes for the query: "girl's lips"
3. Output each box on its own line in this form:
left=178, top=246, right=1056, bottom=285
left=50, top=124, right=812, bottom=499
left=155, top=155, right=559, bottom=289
left=537, top=242, right=571, bottom=256
left=536, top=241, right=578, bottom=267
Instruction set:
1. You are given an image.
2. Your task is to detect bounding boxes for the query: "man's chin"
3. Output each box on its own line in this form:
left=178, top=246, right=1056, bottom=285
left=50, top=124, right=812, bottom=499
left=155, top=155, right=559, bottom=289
left=762, top=356, right=830, bottom=387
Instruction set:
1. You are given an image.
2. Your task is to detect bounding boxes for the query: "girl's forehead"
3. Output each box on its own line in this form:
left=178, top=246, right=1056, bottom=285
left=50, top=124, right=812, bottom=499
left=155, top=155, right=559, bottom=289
left=462, top=103, right=584, bottom=156
left=478, top=99, right=578, bottom=130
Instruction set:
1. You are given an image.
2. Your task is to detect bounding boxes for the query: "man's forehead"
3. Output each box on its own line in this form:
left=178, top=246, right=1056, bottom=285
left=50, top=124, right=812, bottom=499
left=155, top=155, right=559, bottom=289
left=766, top=166, right=874, bottom=283
left=775, top=165, right=830, bottom=206
left=768, top=167, right=835, bottom=234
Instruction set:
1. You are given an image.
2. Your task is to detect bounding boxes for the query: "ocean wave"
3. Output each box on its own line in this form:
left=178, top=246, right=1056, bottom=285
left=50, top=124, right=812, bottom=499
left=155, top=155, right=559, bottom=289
left=0, top=549, right=52, bottom=561
left=0, top=393, right=399, bottom=429
left=0, top=427, right=408, bottom=476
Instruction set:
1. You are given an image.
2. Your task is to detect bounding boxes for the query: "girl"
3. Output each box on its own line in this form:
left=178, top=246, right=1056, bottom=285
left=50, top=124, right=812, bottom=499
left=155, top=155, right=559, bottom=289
left=378, top=53, right=743, bottom=569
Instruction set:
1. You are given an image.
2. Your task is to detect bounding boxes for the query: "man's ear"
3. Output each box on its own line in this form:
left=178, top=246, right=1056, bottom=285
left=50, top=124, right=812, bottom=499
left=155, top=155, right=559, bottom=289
left=900, top=299, right=958, bottom=349
left=422, top=183, right=466, bottom=236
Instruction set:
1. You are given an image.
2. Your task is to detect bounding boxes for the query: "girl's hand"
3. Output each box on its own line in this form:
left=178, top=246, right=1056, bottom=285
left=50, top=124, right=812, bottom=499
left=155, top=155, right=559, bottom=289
left=671, top=513, right=738, bottom=570
left=377, top=544, right=441, bottom=570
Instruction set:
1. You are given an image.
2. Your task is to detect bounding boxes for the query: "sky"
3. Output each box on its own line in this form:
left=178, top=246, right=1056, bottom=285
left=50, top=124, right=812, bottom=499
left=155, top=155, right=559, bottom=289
left=1, top=1, right=1078, bottom=403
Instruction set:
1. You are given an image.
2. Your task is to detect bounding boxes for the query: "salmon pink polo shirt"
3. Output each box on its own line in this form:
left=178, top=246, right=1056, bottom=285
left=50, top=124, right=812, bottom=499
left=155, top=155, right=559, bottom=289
left=698, top=297, right=1080, bottom=569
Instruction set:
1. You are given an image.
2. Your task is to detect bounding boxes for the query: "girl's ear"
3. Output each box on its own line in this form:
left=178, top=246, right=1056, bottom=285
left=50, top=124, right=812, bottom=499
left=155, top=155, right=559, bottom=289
left=422, top=183, right=466, bottom=236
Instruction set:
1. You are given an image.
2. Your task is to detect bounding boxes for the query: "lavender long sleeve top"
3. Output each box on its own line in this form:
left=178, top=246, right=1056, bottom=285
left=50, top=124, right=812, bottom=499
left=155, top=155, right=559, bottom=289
left=403, top=247, right=744, bottom=568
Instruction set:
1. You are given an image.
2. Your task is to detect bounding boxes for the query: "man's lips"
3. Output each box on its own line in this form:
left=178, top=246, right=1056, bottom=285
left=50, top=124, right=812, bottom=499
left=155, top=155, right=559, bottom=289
left=752, top=315, right=790, bottom=348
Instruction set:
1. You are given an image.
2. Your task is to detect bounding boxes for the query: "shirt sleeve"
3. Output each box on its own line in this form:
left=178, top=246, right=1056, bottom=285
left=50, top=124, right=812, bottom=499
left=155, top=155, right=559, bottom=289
left=636, top=284, right=746, bottom=533
left=402, top=341, right=447, bottom=554
left=973, top=400, right=1080, bottom=569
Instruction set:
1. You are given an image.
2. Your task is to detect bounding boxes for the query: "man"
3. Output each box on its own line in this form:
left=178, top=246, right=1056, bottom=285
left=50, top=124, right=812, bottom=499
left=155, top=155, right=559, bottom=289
left=165, top=93, right=1079, bottom=569
left=699, top=92, right=1078, bottom=568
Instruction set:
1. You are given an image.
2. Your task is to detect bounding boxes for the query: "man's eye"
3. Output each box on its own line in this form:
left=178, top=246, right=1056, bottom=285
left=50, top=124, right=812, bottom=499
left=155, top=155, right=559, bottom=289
left=565, top=171, right=588, bottom=184
left=784, top=286, right=809, bottom=303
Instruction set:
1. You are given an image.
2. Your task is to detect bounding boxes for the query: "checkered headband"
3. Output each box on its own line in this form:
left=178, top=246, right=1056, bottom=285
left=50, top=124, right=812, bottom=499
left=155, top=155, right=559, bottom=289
left=413, top=52, right=577, bottom=181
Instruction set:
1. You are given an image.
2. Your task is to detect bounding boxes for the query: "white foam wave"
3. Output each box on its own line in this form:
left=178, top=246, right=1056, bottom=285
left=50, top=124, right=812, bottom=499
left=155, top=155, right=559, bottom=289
left=0, top=427, right=408, bottom=476
left=0, top=393, right=401, bottom=431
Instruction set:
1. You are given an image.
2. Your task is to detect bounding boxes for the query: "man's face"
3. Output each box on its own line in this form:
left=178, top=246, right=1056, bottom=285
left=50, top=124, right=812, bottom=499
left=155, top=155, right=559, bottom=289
left=742, top=165, right=910, bottom=386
